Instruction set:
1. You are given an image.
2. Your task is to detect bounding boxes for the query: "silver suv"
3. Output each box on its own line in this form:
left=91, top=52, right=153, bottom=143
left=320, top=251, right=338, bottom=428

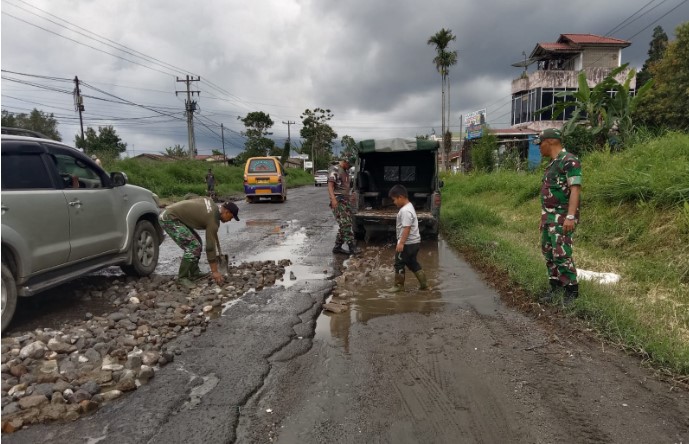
left=1, top=135, right=164, bottom=331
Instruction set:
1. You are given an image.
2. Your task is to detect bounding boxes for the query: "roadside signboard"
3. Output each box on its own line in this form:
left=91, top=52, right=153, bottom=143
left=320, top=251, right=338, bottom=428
left=303, top=161, right=313, bottom=169
left=466, top=109, right=486, bottom=140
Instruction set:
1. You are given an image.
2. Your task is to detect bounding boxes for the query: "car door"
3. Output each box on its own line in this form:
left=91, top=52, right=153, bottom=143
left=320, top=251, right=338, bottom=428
left=1, top=141, right=70, bottom=277
left=47, top=145, right=126, bottom=262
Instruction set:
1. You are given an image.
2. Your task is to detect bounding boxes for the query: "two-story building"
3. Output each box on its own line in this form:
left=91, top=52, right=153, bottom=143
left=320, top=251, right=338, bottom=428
left=511, top=34, right=633, bottom=131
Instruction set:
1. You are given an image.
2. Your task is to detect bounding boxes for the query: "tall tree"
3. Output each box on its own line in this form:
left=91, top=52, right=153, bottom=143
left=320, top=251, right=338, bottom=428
left=238, top=111, right=276, bottom=162
left=428, top=28, right=458, bottom=170
left=634, top=22, right=689, bottom=131
left=636, top=26, right=668, bottom=87
left=74, top=126, right=127, bottom=159
left=340, top=135, right=357, bottom=159
left=1, top=108, right=62, bottom=141
left=300, top=108, right=337, bottom=170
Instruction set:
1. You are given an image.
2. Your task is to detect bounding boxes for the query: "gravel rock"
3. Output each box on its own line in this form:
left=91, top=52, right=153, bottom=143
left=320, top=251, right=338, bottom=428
left=0, top=260, right=287, bottom=429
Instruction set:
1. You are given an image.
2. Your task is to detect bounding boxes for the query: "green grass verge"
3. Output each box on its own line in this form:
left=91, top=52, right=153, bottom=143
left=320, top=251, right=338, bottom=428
left=440, top=132, right=689, bottom=375
left=103, top=158, right=315, bottom=200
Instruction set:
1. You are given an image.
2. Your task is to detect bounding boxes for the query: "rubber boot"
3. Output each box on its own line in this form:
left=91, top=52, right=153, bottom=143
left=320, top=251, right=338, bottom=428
left=563, top=284, right=579, bottom=304
left=414, top=270, right=428, bottom=290
left=386, top=271, right=405, bottom=293
left=188, top=258, right=210, bottom=281
left=177, top=258, right=196, bottom=288
left=332, top=244, right=349, bottom=255
left=347, top=242, right=361, bottom=255
left=538, top=279, right=562, bottom=304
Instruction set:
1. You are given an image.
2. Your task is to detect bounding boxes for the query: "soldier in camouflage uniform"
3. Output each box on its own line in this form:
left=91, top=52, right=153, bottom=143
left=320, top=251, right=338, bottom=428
left=159, top=198, right=239, bottom=287
left=327, top=154, right=360, bottom=255
left=536, top=128, right=582, bottom=304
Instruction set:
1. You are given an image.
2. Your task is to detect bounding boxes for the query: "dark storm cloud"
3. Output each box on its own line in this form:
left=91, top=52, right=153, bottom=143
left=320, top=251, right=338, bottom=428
left=1, top=0, right=687, bottom=150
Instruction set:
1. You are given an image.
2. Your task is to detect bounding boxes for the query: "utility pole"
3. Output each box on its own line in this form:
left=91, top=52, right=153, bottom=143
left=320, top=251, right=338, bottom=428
left=176, top=75, right=200, bottom=159
left=73, top=76, right=85, bottom=149
left=282, top=120, right=295, bottom=153
left=220, top=123, right=226, bottom=165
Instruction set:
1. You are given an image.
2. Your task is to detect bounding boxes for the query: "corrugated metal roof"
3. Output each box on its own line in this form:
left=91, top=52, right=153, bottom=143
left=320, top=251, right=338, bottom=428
left=559, top=34, right=630, bottom=46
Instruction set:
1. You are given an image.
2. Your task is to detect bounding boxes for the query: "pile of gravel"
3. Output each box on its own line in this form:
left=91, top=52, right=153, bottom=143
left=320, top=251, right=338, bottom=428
left=1, top=259, right=290, bottom=433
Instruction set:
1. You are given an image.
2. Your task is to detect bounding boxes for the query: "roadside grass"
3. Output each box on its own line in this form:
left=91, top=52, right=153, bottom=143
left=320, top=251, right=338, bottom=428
left=102, top=158, right=315, bottom=200
left=440, top=132, right=689, bottom=375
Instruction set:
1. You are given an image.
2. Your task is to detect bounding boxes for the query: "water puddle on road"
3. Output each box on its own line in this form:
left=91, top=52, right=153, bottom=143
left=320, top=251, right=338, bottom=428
left=315, top=238, right=502, bottom=350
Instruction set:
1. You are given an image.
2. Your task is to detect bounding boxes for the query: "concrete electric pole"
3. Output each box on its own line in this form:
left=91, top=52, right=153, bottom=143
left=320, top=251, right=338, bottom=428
left=73, top=76, right=85, bottom=148
left=220, top=123, right=227, bottom=165
left=175, top=75, right=200, bottom=159
left=282, top=120, right=295, bottom=147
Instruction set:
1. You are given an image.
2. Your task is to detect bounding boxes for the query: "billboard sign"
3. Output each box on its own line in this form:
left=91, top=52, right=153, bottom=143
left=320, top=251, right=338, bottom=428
left=466, top=109, right=486, bottom=140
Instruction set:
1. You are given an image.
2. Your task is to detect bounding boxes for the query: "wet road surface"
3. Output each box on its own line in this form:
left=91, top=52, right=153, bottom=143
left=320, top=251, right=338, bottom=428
left=4, top=185, right=688, bottom=443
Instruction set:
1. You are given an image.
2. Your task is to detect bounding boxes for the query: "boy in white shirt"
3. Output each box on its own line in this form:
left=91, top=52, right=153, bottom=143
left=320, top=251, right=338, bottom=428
left=387, top=184, right=428, bottom=292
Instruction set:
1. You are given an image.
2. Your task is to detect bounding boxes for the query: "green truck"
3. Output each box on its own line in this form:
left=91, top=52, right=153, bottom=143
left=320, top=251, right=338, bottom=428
left=350, top=138, right=443, bottom=241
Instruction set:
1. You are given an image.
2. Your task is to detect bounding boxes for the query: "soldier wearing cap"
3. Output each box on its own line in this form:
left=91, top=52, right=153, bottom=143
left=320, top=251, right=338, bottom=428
left=159, top=197, right=240, bottom=287
left=327, top=153, right=360, bottom=255
left=535, top=128, right=582, bottom=304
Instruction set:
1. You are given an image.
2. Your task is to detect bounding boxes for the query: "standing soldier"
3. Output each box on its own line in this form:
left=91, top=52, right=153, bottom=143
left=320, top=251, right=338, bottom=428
left=327, top=154, right=360, bottom=255
left=205, top=168, right=216, bottom=199
left=536, top=128, right=582, bottom=304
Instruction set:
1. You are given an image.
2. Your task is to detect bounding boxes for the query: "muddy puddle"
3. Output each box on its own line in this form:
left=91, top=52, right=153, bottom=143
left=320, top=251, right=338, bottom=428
left=316, top=238, right=502, bottom=350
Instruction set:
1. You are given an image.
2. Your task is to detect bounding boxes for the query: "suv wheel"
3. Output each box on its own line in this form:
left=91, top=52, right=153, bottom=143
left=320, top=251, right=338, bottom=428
left=121, top=220, right=159, bottom=277
left=2, top=263, right=17, bottom=332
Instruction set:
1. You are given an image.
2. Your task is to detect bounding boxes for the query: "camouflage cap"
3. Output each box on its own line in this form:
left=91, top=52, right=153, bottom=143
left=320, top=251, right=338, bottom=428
left=341, top=153, right=356, bottom=165
left=534, top=128, right=563, bottom=144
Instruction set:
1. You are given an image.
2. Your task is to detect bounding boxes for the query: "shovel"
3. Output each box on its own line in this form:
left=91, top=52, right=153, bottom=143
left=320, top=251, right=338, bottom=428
left=216, top=240, right=229, bottom=276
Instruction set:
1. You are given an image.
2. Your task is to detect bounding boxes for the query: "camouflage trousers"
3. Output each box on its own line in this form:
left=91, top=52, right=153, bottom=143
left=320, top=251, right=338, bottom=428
left=159, top=217, right=202, bottom=262
left=541, top=224, right=578, bottom=286
left=331, top=196, right=354, bottom=246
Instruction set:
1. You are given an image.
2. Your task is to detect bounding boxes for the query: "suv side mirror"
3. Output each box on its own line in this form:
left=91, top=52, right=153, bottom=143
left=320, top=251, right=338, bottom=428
left=111, top=172, right=128, bottom=187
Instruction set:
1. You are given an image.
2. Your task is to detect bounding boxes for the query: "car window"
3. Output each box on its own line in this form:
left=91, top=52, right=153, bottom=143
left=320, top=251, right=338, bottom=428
left=52, top=152, right=104, bottom=188
left=1, top=153, right=54, bottom=189
left=248, top=159, right=277, bottom=173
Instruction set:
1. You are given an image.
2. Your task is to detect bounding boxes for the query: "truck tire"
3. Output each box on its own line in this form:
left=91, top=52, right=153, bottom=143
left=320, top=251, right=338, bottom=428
left=121, top=220, right=159, bottom=277
left=2, top=263, right=17, bottom=332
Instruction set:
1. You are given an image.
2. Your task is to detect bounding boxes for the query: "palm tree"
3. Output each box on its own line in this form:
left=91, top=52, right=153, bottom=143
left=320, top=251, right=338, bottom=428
left=428, top=28, right=457, bottom=170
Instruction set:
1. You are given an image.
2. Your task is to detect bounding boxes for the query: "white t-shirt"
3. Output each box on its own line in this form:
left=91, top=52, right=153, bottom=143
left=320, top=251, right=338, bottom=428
left=396, top=202, right=420, bottom=245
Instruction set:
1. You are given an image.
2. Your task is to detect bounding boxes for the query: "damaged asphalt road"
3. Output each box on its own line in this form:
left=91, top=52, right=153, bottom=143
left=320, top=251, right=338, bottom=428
left=3, top=186, right=689, bottom=443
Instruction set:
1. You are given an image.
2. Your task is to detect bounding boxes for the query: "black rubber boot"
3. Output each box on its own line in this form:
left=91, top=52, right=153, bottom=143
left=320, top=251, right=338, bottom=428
left=332, top=244, right=349, bottom=255
left=538, top=279, right=562, bottom=304
left=347, top=242, right=361, bottom=255
left=564, top=284, right=579, bottom=304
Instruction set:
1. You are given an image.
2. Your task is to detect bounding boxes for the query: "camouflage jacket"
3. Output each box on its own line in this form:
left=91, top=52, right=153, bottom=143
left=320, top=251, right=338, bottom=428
left=540, top=149, right=582, bottom=228
left=328, top=163, right=351, bottom=196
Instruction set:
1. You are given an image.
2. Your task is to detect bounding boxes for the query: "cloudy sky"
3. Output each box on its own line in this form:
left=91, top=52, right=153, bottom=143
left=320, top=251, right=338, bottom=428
left=2, top=0, right=687, bottom=157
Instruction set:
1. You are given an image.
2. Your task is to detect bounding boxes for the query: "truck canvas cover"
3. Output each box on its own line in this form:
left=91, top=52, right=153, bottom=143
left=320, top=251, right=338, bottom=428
left=357, top=138, right=440, bottom=153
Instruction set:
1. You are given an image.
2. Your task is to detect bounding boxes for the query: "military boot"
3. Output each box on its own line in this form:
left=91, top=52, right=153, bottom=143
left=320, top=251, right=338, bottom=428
left=414, top=270, right=428, bottom=290
left=563, top=284, right=579, bottom=304
left=188, top=258, right=210, bottom=281
left=347, top=242, right=361, bottom=255
left=386, top=271, right=405, bottom=293
left=177, top=258, right=196, bottom=289
left=332, top=244, right=349, bottom=255
left=538, top=279, right=562, bottom=304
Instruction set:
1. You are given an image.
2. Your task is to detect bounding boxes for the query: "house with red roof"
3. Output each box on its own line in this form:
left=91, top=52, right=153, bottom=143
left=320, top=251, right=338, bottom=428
left=510, top=34, right=633, bottom=131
